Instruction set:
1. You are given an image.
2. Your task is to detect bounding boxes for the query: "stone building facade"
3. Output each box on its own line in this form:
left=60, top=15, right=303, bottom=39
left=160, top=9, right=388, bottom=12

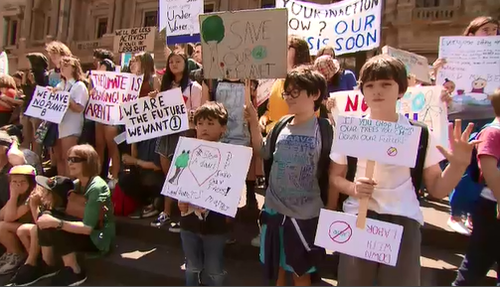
left=0, top=0, right=499, bottom=72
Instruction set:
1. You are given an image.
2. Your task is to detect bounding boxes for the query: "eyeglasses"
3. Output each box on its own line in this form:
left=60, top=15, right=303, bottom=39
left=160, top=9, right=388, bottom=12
left=281, top=89, right=302, bottom=99
left=67, top=157, right=85, bottom=164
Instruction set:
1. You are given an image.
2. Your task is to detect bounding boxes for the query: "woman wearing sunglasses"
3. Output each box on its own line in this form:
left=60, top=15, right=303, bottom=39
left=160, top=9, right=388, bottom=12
left=30, top=144, right=115, bottom=286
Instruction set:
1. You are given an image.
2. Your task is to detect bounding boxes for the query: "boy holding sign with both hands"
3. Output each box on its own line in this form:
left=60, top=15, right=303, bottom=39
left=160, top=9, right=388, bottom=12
left=329, top=55, right=478, bottom=285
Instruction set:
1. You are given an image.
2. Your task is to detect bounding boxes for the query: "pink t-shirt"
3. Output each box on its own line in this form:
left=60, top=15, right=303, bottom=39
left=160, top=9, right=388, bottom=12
left=477, top=123, right=500, bottom=201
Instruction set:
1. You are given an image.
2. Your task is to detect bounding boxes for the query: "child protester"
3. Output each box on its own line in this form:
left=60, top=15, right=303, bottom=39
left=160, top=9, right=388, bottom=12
left=329, top=55, right=479, bottom=285
left=246, top=67, right=333, bottom=286
left=453, top=88, right=500, bottom=286
left=177, top=102, right=230, bottom=286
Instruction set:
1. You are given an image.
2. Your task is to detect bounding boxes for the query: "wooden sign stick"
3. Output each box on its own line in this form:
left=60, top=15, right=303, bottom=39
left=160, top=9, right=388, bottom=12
left=356, top=160, right=376, bottom=229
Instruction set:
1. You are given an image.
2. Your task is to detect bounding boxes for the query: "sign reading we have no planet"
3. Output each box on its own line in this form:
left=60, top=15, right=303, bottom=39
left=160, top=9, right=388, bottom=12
left=113, top=27, right=156, bottom=54
left=200, top=8, right=288, bottom=79
left=121, top=88, right=189, bottom=144
left=25, top=86, right=70, bottom=124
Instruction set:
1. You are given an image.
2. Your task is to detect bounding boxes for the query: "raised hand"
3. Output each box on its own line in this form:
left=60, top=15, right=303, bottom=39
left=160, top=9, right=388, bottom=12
left=437, top=119, right=480, bottom=167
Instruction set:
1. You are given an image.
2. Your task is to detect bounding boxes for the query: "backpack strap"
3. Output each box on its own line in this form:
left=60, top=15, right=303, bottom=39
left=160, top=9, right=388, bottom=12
left=317, top=117, right=334, bottom=205
left=263, top=115, right=294, bottom=187
left=408, top=120, right=429, bottom=195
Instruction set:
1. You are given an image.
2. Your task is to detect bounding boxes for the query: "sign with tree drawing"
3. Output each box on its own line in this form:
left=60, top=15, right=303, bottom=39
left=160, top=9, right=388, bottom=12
left=161, top=137, right=253, bottom=217
left=200, top=8, right=288, bottom=79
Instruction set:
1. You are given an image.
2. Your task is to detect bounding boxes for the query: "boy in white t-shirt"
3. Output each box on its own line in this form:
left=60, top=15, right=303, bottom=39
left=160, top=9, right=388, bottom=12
left=329, top=55, right=478, bottom=285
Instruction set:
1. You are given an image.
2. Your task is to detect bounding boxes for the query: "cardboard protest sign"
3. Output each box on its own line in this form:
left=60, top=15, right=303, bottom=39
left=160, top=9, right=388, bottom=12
left=315, top=209, right=404, bottom=266
left=161, top=137, right=253, bottom=217
left=382, top=46, right=430, bottom=83
left=436, top=36, right=500, bottom=119
left=330, top=86, right=449, bottom=148
left=276, top=0, right=382, bottom=55
left=334, top=116, right=421, bottom=168
left=122, top=88, right=189, bottom=143
left=114, top=27, right=156, bottom=54
left=24, top=86, right=70, bottom=124
left=159, top=0, right=203, bottom=44
left=200, top=8, right=288, bottom=79
left=0, top=51, right=8, bottom=75
left=256, top=79, right=275, bottom=107
left=86, top=71, right=143, bottom=125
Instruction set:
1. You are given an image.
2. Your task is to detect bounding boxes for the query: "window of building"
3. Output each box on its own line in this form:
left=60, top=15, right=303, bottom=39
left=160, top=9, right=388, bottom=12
left=96, top=18, right=107, bottom=38
left=4, top=18, right=18, bottom=46
left=415, top=0, right=453, bottom=7
left=261, top=0, right=275, bottom=8
left=143, top=11, right=157, bottom=27
left=204, top=3, right=215, bottom=13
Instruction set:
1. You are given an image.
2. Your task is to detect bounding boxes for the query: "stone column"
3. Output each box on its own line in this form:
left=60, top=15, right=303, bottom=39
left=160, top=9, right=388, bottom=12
left=113, top=0, right=123, bottom=31
left=48, top=0, right=60, bottom=40
left=106, top=0, right=116, bottom=34
left=21, top=0, right=34, bottom=42
left=57, top=0, right=70, bottom=41
left=67, top=0, right=77, bottom=42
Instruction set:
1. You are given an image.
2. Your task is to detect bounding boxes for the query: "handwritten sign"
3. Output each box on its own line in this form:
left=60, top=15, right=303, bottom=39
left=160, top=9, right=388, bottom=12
left=24, top=86, right=70, bottom=124
left=315, top=209, right=403, bottom=266
left=86, top=71, right=143, bottom=125
left=122, top=88, right=189, bottom=143
left=114, top=27, right=156, bottom=53
left=331, top=86, right=448, bottom=148
left=437, top=36, right=500, bottom=119
left=200, top=8, right=288, bottom=79
left=0, top=51, right=8, bottom=75
left=382, top=46, right=430, bottom=83
left=159, top=0, right=203, bottom=44
left=161, top=137, right=253, bottom=217
left=276, top=0, right=382, bottom=55
left=256, top=79, right=275, bottom=107
left=333, top=116, right=422, bottom=167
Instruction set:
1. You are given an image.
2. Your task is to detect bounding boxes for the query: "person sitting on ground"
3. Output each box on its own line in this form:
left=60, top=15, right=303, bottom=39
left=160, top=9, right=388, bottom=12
left=33, top=144, right=115, bottom=285
left=8, top=175, right=74, bottom=286
left=0, top=165, right=37, bottom=275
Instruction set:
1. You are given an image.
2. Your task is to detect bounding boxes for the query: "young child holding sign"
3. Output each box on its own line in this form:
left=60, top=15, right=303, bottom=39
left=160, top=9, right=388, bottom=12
left=246, top=66, right=332, bottom=286
left=177, top=102, right=229, bottom=286
left=329, top=55, right=479, bottom=285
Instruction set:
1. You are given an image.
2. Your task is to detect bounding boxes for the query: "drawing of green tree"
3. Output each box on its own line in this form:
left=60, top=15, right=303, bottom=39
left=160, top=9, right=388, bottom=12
left=201, top=15, right=225, bottom=78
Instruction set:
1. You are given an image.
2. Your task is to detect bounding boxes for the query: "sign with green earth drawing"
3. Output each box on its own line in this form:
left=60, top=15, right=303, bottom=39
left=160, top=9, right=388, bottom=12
left=199, top=8, right=288, bottom=79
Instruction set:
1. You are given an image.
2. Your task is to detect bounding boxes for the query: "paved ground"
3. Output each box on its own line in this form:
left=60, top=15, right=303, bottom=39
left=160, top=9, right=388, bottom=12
left=0, top=190, right=496, bottom=286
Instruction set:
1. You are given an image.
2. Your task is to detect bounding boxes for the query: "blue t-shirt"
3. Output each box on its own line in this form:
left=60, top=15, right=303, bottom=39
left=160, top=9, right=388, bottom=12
left=327, top=69, right=357, bottom=94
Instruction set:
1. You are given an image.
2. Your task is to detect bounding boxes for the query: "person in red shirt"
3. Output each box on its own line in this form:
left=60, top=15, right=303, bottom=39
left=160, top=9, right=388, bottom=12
left=454, top=88, right=500, bottom=285
left=0, top=75, right=20, bottom=127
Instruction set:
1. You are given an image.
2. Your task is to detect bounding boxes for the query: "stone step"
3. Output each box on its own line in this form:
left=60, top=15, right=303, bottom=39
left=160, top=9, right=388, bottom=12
left=83, top=236, right=496, bottom=286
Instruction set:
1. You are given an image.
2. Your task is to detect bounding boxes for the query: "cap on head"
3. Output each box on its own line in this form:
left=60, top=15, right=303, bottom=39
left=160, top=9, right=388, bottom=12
left=9, top=165, right=37, bottom=176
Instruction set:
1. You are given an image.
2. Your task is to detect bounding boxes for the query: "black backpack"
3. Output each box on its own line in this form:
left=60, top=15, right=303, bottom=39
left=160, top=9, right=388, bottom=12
left=344, top=120, right=430, bottom=202
left=263, top=115, right=333, bottom=205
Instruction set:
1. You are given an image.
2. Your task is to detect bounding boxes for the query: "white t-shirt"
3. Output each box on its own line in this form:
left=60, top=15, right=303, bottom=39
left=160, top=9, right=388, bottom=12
left=330, top=114, right=444, bottom=225
left=57, top=79, right=89, bottom=139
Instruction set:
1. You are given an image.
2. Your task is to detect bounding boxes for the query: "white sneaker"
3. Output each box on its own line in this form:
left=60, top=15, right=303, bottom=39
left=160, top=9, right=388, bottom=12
left=251, top=234, right=261, bottom=247
left=0, top=253, right=25, bottom=275
left=447, top=218, right=471, bottom=236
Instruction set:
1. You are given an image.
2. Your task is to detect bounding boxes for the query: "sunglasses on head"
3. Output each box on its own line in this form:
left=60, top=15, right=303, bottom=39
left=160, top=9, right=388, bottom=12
left=67, top=157, right=85, bottom=164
